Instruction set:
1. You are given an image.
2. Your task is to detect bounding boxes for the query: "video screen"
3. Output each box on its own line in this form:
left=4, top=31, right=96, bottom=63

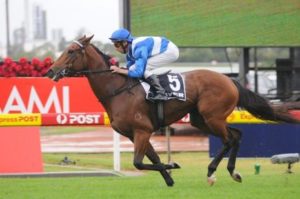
left=130, top=0, right=300, bottom=47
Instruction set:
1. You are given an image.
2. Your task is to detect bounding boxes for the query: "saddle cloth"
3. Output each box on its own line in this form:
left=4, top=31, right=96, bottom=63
left=141, top=72, right=186, bottom=101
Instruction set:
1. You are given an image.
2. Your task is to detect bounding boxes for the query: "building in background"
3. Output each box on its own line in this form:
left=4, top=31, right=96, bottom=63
left=51, top=28, right=64, bottom=50
left=13, top=27, right=26, bottom=46
left=24, top=3, right=52, bottom=52
left=33, top=4, right=47, bottom=41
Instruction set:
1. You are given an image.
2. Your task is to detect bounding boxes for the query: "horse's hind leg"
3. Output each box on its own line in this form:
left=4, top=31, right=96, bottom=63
left=227, top=127, right=242, bottom=182
left=190, top=111, right=237, bottom=185
left=205, top=121, right=244, bottom=185
left=206, top=132, right=232, bottom=185
left=190, top=111, right=231, bottom=185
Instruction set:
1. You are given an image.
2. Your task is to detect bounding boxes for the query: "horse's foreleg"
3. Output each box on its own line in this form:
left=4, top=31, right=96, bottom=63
left=146, top=144, right=180, bottom=169
left=132, top=131, right=175, bottom=186
left=145, top=143, right=176, bottom=186
left=227, top=127, right=242, bottom=183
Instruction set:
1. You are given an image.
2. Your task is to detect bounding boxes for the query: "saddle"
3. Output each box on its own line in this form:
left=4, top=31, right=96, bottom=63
left=141, top=72, right=187, bottom=127
left=143, top=72, right=186, bottom=101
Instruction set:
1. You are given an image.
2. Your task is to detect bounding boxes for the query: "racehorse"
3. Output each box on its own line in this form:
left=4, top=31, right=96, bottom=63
left=46, top=35, right=300, bottom=186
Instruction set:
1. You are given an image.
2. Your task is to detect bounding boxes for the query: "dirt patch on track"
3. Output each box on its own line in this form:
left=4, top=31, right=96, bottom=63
left=41, top=127, right=208, bottom=153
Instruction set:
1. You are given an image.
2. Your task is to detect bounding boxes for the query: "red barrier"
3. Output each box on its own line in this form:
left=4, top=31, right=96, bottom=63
left=1, top=110, right=300, bottom=126
left=0, top=77, right=105, bottom=114
left=0, top=77, right=106, bottom=173
left=42, top=112, right=110, bottom=126
left=0, top=127, right=43, bottom=173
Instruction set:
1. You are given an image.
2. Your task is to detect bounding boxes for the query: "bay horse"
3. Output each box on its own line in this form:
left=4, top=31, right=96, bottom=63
left=46, top=35, right=300, bottom=186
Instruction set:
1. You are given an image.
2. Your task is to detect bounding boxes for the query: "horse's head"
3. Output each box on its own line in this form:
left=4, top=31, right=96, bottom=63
left=45, top=35, right=94, bottom=81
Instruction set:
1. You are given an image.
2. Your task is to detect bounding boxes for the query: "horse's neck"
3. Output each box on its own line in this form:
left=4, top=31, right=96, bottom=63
left=88, top=73, right=135, bottom=123
left=85, top=59, right=130, bottom=101
left=85, top=47, right=138, bottom=116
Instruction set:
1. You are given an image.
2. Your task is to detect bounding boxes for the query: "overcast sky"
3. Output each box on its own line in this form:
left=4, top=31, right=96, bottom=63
left=0, top=0, right=120, bottom=47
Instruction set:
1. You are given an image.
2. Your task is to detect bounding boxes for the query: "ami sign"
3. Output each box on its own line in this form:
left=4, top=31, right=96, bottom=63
left=0, top=77, right=105, bottom=114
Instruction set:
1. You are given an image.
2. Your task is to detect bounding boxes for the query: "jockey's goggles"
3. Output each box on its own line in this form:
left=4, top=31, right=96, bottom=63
left=113, top=41, right=123, bottom=48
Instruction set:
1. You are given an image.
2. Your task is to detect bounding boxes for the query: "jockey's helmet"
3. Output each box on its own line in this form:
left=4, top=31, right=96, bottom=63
left=109, top=28, right=133, bottom=42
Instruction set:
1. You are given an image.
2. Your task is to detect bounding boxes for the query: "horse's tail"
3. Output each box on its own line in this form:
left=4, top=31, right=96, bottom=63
left=232, top=80, right=300, bottom=123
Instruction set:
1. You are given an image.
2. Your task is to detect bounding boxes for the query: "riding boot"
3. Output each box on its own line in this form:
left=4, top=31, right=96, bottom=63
left=145, top=75, right=169, bottom=100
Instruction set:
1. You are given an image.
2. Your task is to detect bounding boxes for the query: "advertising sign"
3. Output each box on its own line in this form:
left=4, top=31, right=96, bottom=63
left=42, top=112, right=110, bottom=126
left=0, top=77, right=105, bottom=114
left=0, top=113, right=41, bottom=126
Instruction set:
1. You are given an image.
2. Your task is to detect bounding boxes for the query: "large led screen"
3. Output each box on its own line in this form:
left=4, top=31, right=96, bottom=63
left=130, top=0, right=300, bottom=47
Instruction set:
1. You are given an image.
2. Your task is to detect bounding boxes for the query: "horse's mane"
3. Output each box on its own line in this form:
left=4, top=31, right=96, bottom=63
left=90, top=44, right=112, bottom=67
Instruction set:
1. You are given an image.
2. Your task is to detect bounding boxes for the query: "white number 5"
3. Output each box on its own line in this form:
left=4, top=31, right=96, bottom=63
left=168, top=75, right=181, bottom=91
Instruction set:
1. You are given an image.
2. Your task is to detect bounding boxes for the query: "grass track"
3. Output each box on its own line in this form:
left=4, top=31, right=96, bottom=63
left=0, top=152, right=299, bottom=199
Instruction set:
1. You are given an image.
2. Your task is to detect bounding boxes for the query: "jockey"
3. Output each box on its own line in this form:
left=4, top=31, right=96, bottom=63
left=109, top=28, right=179, bottom=100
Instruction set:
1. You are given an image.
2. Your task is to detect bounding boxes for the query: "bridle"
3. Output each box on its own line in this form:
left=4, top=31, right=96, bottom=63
left=51, top=40, right=113, bottom=81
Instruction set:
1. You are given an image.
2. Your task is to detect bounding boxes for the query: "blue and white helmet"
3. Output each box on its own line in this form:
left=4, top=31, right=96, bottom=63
left=109, top=28, right=133, bottom=42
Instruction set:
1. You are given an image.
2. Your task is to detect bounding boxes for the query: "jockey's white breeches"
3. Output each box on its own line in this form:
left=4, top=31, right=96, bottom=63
left=143, top=41, right=179, bottom=78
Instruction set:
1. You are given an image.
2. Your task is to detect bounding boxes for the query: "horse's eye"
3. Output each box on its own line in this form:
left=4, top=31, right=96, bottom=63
left=68, top=49, right=74, bottom=54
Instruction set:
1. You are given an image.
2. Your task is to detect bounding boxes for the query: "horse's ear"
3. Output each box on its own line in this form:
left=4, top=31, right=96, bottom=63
left=78, top=35, right=86, bottom=41
left=84, top=35, right=94, bottom=44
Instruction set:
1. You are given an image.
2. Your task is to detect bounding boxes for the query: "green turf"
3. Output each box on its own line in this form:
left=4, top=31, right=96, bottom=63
left=0, top=152, right=299, bottom=199
left=131, top=0, right=300, bottom=46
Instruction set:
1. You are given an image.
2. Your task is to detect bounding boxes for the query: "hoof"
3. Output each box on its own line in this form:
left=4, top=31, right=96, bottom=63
left=207, top=175, right=216, bottom=186
left=231, top=172, right=242, bottom=183
left=170, top=162, right=181, bottom=169
left=165, top=162, right=181, bottom=170
left=166, top=179, right=174, bottom=187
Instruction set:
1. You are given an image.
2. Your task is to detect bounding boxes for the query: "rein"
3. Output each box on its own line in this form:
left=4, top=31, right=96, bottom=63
left=61, top=40, right=140, bottom=101
left=67, top=68, right=113, bottom=76
left=64, top=67, right=140, bottom=101
left=99, top=78, right=140, bottom=102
